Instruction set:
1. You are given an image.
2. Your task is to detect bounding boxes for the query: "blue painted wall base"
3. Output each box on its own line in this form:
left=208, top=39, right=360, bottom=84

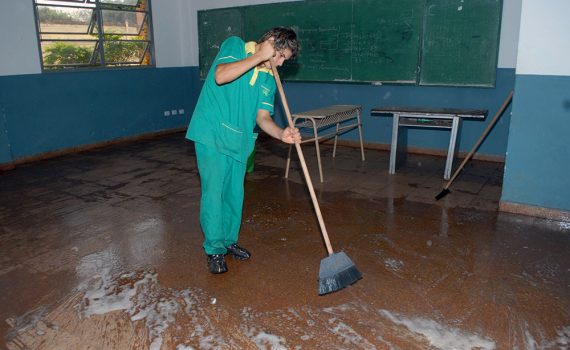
left=0, top=67, right=515, bottom=167
left=502, top=74, right=570, bottom=212
left=0, top=67, right=201, bottom=165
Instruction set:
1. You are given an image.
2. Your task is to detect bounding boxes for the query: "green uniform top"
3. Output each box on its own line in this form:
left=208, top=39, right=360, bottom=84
left=186, top=36, right=277, bottom=163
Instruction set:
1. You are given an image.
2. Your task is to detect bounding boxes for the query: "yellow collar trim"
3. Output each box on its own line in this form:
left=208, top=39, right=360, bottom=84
left=245, top=41, right=273, bottom=86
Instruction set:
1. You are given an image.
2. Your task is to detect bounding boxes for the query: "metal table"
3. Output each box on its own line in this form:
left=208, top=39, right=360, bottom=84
left=371, top=106, right=487, bottom=180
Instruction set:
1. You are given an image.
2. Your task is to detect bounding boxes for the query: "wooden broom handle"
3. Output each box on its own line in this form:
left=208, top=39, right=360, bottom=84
left=444, top=91, right=513, bottom=189
left=269, top=59, right=334, bottom=255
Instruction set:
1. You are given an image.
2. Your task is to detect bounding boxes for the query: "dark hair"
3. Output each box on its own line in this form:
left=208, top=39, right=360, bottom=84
left=259, top=27, right=300, bottom=58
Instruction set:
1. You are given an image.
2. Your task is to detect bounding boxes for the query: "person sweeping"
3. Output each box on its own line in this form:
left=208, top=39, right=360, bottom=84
left=186, top=27, right=301, bottom=274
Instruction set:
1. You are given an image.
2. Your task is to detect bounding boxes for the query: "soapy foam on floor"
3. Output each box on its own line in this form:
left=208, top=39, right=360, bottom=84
left=7, top=263, right=569, bottom=349
left=242, top=326, right=288, bottom=350
left=175, top=345, right=196, bottom=350
left=326, top=317, right=377, bottom=350
left=556, top=326, right=570, bottom=346
left=81, top=281, right=570, bottom=350
left=5, top=307, right=50, bottom=342
left=522, top=322, right=570, bottom=350
left=558, top=221, right=570, bottom=230
left=76, top=266, right=233, bottom=349
left=379, top=309, right=496, bottom=350
left=384, top=258, right=404, bottom=272
left=80, top=269, right=178, bottom=349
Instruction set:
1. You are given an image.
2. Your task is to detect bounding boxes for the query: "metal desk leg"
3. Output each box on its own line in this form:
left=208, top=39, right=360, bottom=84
left=389, top=113, right=400, bottom=175
left=285, top=144, right=293, bottom=179
left=311, top=118, right=324, bottom=183
left=444, top=116, right=461, bottom=180
left=356, top=109, right=365, bottom=161
left=332, top=122, right=339, bottom=158
left=284, top=116, right=299, bottom=179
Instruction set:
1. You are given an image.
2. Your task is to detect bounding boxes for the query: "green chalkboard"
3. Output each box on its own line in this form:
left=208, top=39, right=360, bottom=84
left=419, top=0, right=502, bottom=87
left=198, top=8, right=243, bottom=79
left=351, top=0, right=423, bottom=82
left=197, top=0, right=502, bottom=86
left=244, top=0, right=354, bottom=81
left=198, top=0, right=424, bottom=83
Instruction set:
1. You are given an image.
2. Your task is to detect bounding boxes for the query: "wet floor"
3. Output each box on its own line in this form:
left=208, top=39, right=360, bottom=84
left=1, top=132, right=569, bottom=349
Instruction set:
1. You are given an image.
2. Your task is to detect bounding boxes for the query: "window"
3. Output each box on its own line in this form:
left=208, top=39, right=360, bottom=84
left=33, top=0, right=154, bottom=71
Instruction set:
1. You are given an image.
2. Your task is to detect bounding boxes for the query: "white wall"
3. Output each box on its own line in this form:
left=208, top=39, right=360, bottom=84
left=152, top=0, right=185, bottom=68
left=0, top=0, right=41, bottom=76
left=516, top=0, right=570, bottom=76
left=0, top=0, right=522, bottom=73
left=497, top=0, right=522, bottom=68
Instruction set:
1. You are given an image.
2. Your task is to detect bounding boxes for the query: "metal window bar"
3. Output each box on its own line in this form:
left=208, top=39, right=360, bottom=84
left=87, top=10, right=97, bottom=34
left=100, top=0, right=143, bottom=11
left=38, top=0, right=93, bottom=3
left=36, top=1, right=95, bottom=9
left=94, top=0, right=105, bottom=65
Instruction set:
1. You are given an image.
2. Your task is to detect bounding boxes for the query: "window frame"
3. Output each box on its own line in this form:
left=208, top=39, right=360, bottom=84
left=32, top=0, right=156, bottom=72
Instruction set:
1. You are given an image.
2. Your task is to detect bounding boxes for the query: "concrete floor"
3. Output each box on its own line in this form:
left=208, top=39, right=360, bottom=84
left=1, top=132, right=569, bottom=349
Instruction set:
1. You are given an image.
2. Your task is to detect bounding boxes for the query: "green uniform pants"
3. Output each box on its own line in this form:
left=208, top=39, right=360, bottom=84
left=195, top=142, right=247, bottom=255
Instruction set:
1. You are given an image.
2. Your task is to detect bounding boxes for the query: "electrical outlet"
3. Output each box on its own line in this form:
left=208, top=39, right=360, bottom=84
left=171, top=109, right=178, bottom=116
left=164, top=110, right=170, bottom=117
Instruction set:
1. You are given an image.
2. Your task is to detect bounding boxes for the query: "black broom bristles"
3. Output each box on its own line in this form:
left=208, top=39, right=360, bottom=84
left=435, top=188, right=451, bottom=200
left=318, top=252, right=362, bottom=295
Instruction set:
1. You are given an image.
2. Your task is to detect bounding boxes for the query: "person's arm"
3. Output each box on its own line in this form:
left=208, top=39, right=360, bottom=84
left=215, top=39, right=276, bottom=85
left=256, top=109, right=301, bottom=144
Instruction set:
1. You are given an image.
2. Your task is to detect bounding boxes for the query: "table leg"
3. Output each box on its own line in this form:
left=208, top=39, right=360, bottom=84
left=312, top=120, right=324, bottom=183
left=285, top=116, right=300, bottom=179
left=333, top=123, right=339, bottom=158
left=389, top=114, right=400, bottom=175
left=357, top=109, right=365, bottom=161
left=445, top=116, right=461, bottom=180
left=285, top=144, right=293, bottom=179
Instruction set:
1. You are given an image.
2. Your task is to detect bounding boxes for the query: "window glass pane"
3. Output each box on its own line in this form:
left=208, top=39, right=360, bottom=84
left=37, top=0, right=87, bottom=3
left=100, top=0, right=140, bottom=7
left=37, top=6, right=93, bottom=34
left=101, top=10, right=146, bottom=35
left=40, top=40, right=98, bottom=69
left=36, top=1, right=95, bottom=9
left=103, top=41, right=147, bottom=64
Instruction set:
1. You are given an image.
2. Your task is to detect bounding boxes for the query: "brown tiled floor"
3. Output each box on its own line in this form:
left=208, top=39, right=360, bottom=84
left=1, top=132, right=569, bottom=349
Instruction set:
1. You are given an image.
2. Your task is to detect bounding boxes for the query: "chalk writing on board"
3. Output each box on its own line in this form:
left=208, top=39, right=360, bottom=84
left=198, top=0, right=501, bottom=86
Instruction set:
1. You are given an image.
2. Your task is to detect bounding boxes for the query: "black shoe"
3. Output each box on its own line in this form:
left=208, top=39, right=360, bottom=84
left=225, top=244, right=251, bottom=261
left=207, top=254, right=228, bottom=274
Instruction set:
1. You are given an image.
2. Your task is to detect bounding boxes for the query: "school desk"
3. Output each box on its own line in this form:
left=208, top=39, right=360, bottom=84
left=285, top=105, right=365, bottom=182
left=371, top=106, right=487, bottom=180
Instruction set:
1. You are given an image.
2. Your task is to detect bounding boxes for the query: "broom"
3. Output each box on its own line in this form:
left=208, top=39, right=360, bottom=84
left=435, top=91, right=513, bottom=200
left=269, top=58, right=362, bottom=295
